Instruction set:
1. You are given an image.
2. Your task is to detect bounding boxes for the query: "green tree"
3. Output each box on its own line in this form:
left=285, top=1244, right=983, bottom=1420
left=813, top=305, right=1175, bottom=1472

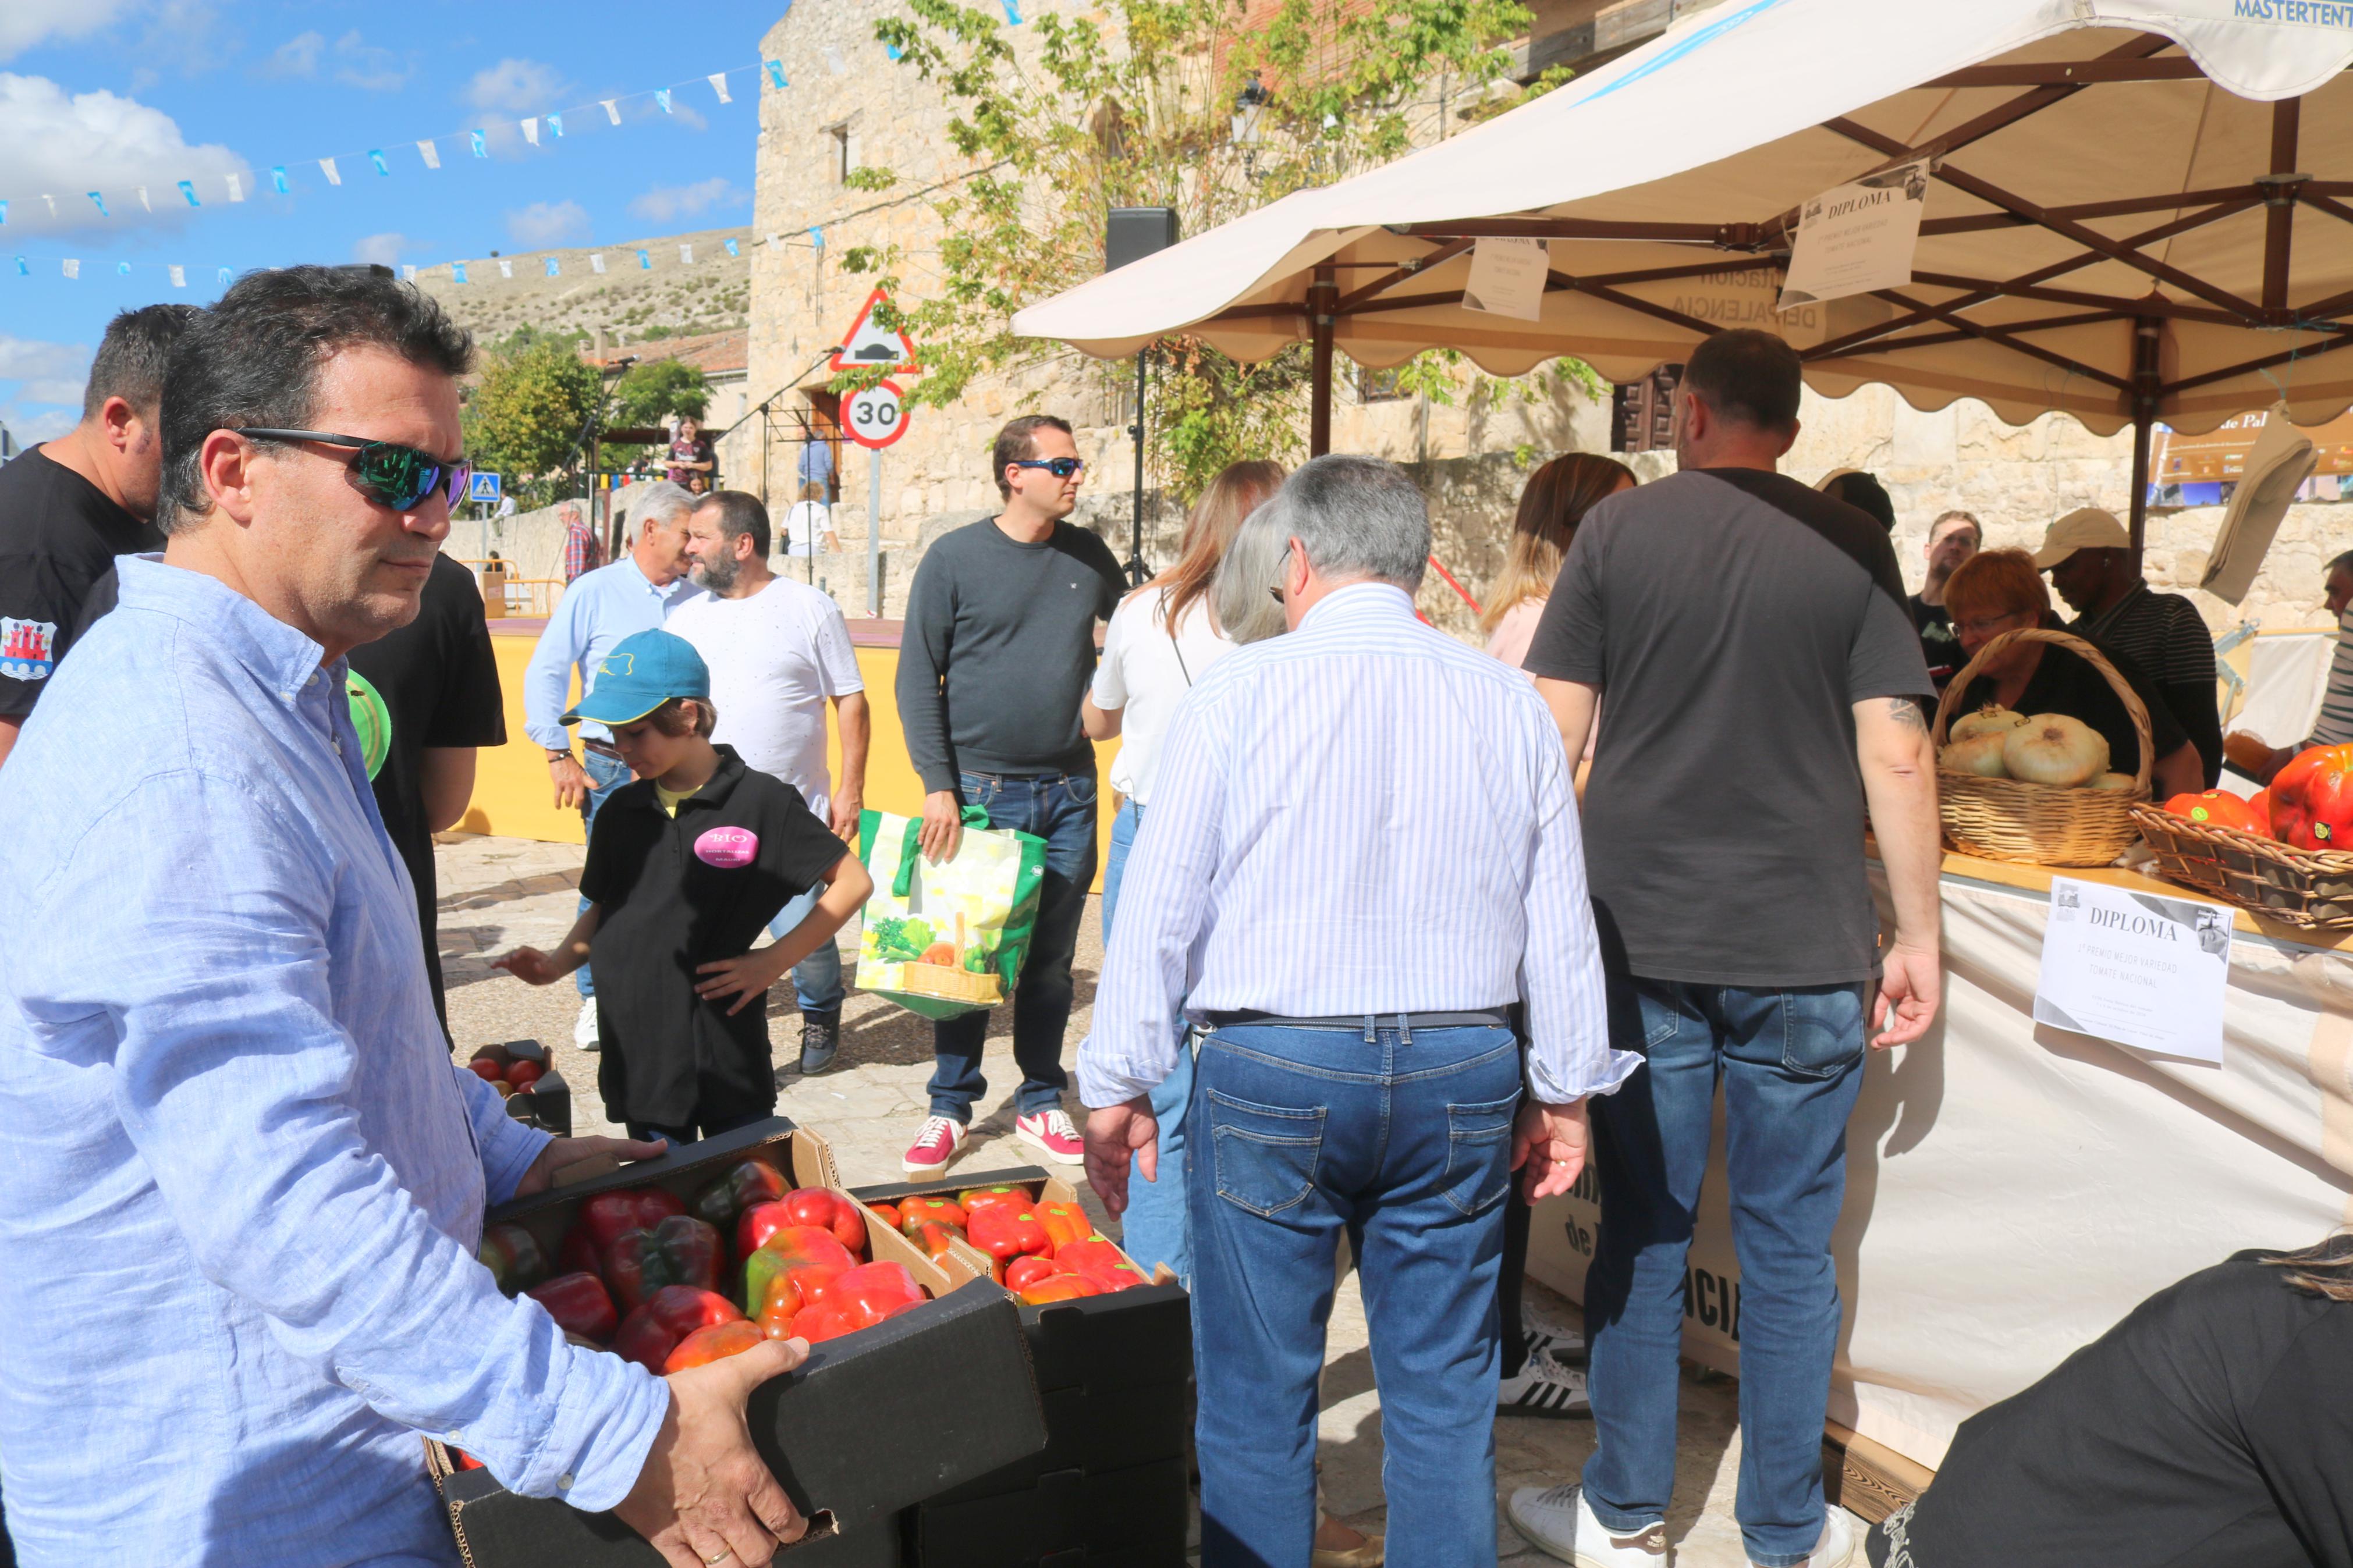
left=860, top=0, right=1595, bottom=502
left=463, top=338, right=604, bottom=510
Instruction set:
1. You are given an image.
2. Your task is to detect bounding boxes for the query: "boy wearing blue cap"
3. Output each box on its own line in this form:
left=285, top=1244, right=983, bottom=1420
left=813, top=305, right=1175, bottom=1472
left=494, top=630, right=874, bottom=1141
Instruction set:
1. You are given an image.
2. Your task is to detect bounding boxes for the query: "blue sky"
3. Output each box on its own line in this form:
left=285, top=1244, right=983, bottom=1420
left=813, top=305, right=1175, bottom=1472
left=0, top=0, right=791, bottom=447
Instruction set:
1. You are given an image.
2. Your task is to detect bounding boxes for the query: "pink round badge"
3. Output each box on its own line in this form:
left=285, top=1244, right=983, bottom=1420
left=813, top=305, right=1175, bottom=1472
left=694, top=826, right=759, bottom=868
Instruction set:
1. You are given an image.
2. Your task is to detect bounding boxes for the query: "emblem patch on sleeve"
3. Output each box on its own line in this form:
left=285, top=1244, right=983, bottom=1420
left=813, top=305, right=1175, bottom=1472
left=0, top=618, right=58, bottom=682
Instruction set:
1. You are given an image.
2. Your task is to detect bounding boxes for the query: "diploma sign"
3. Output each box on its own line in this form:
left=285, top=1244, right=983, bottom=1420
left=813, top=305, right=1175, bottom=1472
left=2033, top=876, right=2233, bottom=1064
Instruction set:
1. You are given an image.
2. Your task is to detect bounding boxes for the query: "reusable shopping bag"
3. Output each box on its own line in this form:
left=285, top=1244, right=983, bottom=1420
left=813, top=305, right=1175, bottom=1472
left=854, top=806, right=1046, bottom=1020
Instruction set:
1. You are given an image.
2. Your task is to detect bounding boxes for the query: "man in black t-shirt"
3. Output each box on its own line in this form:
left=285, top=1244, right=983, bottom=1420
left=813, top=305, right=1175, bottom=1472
left=347, top=551, right=507, bottom=1027
left=1511, top=330, right=1943, bottom=1568
left=0, top=304, right=197, bottom=770
left=1909, top=509, right=1980, bottom=689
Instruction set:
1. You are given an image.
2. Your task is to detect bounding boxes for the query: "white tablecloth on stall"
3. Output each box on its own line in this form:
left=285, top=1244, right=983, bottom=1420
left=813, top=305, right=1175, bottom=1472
left=1528, top=863, right=2353, bottom=1470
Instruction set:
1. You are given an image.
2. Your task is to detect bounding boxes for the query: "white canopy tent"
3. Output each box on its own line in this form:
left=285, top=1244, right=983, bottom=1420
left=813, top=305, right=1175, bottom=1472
left=1012, top=0, right=2353, bottom=556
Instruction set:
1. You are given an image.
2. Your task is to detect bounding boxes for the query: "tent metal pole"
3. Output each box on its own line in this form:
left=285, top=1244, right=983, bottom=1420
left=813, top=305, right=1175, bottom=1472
left=1309, top=265, right=1337, bottom=457
left=2128, top=315, right=2163, bottom=574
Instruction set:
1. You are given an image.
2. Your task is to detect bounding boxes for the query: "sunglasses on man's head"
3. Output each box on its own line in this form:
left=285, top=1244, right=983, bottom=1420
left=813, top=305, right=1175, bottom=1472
left=239, top=428, right=472, bottom=513
left=1012, top=456, right=1084, bottom=480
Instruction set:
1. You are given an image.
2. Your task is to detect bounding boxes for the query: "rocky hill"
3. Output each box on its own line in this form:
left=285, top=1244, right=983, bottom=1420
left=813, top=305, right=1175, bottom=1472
left=410, top=224, right=753, bottom=346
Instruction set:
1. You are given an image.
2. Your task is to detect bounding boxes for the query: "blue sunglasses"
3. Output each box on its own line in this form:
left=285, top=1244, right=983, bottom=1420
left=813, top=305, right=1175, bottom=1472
left=239, top=428, right=473, bottom=513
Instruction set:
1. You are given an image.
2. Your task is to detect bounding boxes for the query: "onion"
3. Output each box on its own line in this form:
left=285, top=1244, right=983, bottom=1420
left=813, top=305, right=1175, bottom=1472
left=1939, top=733, right=2011, bottom=777
left=2085, top=771, right=2137, bottom=793
left=2003, top=713, right=2109, bottom=787
left=1951, top=705, right=2030, bottom=744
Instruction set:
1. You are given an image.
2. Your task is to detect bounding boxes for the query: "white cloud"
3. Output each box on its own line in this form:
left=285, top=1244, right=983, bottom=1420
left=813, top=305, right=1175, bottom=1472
left=464, top=58, right=567, bottom=114
left=0, top=0, right=139, bottom=63
left=0, top=72, right=248, bottom=234
left=627, top=177, right=742, bottom=223
left=505, top=199, right=589, bottom=246
left=261, top=29, right=323, bottom=78
left=352, top=232, right=407, bottom=268
left=0, top=334, right=92, bottom=445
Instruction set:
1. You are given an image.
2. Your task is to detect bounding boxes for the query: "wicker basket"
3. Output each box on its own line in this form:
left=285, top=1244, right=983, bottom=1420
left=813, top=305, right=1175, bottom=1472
left=896, top=962, right=1003, bottom=1007
left=1931, top=627, right=2152, bottom=866
left=2130, top=802, right=2353, bottom=927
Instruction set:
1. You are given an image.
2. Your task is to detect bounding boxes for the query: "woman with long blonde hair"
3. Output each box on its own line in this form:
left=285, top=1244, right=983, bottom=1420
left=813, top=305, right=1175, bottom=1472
left=1482, top=451, right=1636, bottom=671
left=1078, top=457, right=1284, bottom=1286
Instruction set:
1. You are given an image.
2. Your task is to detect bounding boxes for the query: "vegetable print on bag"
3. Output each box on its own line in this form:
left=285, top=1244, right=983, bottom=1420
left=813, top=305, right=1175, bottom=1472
left=853, top=806, right=1046, bottom=1020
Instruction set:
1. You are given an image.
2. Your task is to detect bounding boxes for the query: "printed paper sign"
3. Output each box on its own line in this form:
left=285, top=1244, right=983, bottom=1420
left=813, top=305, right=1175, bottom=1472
left=2034, top=876, right=2232, bottom=1063
left=1461, top=237, right=1551, bottom=322
left=1778, top=157, right=1932, bottom=312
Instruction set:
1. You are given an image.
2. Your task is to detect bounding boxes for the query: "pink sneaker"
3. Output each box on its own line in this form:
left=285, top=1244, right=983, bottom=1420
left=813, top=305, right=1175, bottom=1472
left=1015, top=1108, right=1085, bottom=1166
left=902, top=1115, right=968, bottom=1175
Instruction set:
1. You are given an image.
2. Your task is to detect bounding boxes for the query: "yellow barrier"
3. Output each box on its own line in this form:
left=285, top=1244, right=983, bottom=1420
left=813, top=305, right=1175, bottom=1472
left=456, top=627, right=1122, bottom=884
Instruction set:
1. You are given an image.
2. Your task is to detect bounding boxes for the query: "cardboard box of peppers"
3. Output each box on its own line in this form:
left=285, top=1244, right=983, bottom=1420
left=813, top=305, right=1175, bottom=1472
left=873, top=1186, right=1154, bottom=1304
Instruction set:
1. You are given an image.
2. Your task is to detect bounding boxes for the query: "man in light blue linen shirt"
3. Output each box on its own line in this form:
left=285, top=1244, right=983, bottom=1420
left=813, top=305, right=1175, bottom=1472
left=1078, top=455, right=1636, bottom=1568
left=523, top=479, right=704, bottom=1048
left=0, top=267, right=807, bottom=1568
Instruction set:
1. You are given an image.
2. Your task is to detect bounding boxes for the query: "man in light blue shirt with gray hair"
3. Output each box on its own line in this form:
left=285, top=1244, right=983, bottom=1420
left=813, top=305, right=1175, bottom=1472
left=0, top=266, right=808, bottom=1568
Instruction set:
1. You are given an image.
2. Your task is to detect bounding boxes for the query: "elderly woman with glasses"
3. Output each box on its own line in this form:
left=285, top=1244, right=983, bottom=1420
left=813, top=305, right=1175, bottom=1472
left=1944, top=547, right=2203, bottom=799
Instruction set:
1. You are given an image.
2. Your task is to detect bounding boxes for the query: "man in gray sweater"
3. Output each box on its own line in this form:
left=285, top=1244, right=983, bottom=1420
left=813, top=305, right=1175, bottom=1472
left=895, top=414, right=1126, bottom=1174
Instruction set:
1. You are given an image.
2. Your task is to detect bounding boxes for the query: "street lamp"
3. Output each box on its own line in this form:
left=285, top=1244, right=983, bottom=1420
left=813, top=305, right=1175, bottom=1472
left=1231, top=72, right=1270, bottom=177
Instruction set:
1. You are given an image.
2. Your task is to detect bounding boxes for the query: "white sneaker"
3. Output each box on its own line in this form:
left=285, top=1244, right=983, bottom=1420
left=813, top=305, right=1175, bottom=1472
left=1524, top=1300, right=1588, bottom=1363
left=1507, top=1483, right=1669, bottom=1567
left=1758, top=1508, right=1857, bottom=1568
left=1497, top=1353, right=1591, bottom=1419
left=1014, top=1107, right=1085, bottom=1165
left=573, top=998, right=600, bottom=1053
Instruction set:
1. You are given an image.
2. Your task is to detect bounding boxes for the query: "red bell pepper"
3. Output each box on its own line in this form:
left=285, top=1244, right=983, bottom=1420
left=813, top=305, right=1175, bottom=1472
left=907, top=1220, right=966, bottom=1263
left=614, top=1284, right=744, bottom=1370
left=783, top=1187, right=868, bottom=1256
left=478, top=1223, right=548, bottom=1293
left=663, top=1318, right=766, bottom=1372
left=1004, top=1255, right=1063, bottom=1292
left=754, top=1262, right=846, bottom=1336
left=742, top=1225, right=857, bottom=1318
left=898, top=1195, right=967, bottom=1233
left=1018, top=1273, right=1103, bottom=1306
left=557, top=1225, right=601, bottom=1277
left=958, top=1185, right=1035, bottom=1218
left=2272, top=743, right=2353, bottom=849
left=579, top=1187, right=687, bottom=1254
left=527, top=1271, right=620, bottom=1344
left=602, top=1215, right=723, bottom=1312
left=967, top=1201, right=1050, bottom=1261
left=1037, top=1200, right=1091, bottom=1253
left=828, top=1261, right=925, bottom=1329
left=789, top=1303, right=857, bottom=1343
left=867, top=1200, right=902, bottom=1231
left=1053, top=1237, right=1150, bottom=1293
left=691, top=1158, right=790, bottom=1232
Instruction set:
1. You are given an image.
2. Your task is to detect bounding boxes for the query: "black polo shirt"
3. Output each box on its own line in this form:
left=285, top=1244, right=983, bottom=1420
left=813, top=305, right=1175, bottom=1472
left=0, top=445, right=162, bottom=719
left=580, top=745, right=849, bottom=1127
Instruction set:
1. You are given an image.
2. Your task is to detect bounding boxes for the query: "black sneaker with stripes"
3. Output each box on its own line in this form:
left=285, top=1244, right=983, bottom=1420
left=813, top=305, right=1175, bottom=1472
left=1497, top=1352, right=1591, bottom=1418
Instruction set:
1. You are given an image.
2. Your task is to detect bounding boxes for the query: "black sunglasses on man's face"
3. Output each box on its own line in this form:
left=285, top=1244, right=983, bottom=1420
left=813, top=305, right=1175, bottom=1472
left=1011, top=456, right=1084, bottom=480
left=238, top=428, right=472, bottom=513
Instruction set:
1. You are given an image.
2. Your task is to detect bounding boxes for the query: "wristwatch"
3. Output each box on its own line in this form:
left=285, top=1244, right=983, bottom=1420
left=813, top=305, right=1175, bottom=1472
left=548, top=749, right=575, bottom=764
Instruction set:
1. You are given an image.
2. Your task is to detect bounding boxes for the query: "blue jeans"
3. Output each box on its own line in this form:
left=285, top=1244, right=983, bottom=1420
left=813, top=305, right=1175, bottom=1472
left=1098, top=799, right=1193, bottom=1283
left=768, top=884, right=846, bottom=1015
left=1190, top=1019, right=1520, bottom=1568
left=1581, top=975, right=1869, bottom=1568
left=574, top=748, right=633, bottom=1000
left=928, top=770, right=1096, bottom=1121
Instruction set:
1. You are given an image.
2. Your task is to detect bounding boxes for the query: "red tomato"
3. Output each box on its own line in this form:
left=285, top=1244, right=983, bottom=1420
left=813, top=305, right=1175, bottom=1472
left=2163, top=789, right=2266, bottom=836
left=663, top=1319, right=766, bottom=1372
left=2271, top=744, right=2353, bottom=850
left=467, top=1058, right=502, bottom=1082
left=503, top=1059, right=544, bottom=1089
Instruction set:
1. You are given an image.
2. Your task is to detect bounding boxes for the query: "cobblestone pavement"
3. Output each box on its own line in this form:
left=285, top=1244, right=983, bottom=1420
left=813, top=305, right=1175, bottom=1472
left=438, top=834, right=1838, bottom=1566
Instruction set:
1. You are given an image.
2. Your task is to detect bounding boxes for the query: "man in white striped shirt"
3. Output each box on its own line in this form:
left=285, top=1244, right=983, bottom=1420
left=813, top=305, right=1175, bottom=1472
left=1078, top=455, right=1636, bottom=1568
left=2227, top=551, right=2353, bottom=783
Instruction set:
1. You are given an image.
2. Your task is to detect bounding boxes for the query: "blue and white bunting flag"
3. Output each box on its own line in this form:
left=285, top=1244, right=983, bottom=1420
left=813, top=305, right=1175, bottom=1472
left=725, top=237, right=740, bottom=257
left=226, top=173, right=243, bottom=202
left=453, top=262, right=469, bottom=283
left=824, top=45, right=846, bottom=74
left=1, top=202, right=8, bottom=226
left=14, top=257, right=26, bottom=276
left=87, top=192, right=108, bottom=217
left=402, top=264, right=416, bottom=280
left=369, top=150, right=389, bottom=176
left=655, top=88, right=673, bottom=115
left=40, top=196, right=55, bottom=217
left=498, top=258, right=513, bottom=278
left=708, top=73, right=732, bottom=104
left=808, top=226, right=824, bottom=250
left=62, top=258, right=78, bottom=279
left=548, top=113, right=564, bottom=138
left=1003, top=0, right=1023, bottom=21
left=679, top=243, right=694, bottom=264
left=522, top=119, right=540, bottom=147
left=765, top=59, right=787, bottom=89
left=137, top=186, right=150, bottom=211
left=601, top=99, right=621, bottom=125
left=590, top=253, right=606, bottom=273
left=218, top=266, right=232, bottom=284
left=318, top=158, right=341, bottom=186
left=544, top=255, right=560, bottom=276
left=169, top=265, right=186, bottom=288
left=178, top=180, right=200, bottom=207
left=271, top=167, right=290, bottom=194
left=418, top=140, right=441, bottom=169
left=637, top=249, right=651, bottom=269
left=117, top=261, right=130, bottom=276
left=470, top=130, right=488, bottom=158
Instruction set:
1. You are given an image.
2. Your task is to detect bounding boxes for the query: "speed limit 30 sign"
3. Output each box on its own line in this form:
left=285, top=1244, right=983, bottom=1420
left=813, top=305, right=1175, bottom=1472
left=843, top=381, right=910, bottom=450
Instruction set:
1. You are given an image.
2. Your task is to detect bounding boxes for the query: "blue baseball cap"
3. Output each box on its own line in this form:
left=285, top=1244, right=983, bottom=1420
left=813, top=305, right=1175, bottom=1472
left=563, top=629, right=711, bottom=726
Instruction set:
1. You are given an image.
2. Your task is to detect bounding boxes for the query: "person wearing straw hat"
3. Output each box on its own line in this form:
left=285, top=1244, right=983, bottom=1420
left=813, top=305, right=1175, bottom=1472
left=2035, top=506, right=2222, bottom=787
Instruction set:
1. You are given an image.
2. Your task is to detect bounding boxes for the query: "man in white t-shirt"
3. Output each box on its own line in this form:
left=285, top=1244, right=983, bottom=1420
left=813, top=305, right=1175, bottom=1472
left=670, top=490, right=871, bottom=1074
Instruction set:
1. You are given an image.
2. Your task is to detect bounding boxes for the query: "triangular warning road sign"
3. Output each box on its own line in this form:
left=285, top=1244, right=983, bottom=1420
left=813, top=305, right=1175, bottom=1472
left=828, top=287, right=920, bottom=374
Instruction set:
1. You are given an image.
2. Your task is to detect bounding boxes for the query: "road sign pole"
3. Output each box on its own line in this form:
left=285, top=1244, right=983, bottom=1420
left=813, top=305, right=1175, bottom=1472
left=867, top=447, right=883, bottom=619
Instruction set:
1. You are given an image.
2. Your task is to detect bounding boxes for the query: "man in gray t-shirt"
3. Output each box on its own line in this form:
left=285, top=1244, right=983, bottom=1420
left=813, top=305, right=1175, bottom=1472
left=1507, top=330, right=1944, bottom=1568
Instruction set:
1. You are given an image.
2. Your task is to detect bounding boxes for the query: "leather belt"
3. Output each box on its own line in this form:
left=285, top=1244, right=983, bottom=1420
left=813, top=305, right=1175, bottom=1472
left=583, top=738, right=624, bottom=762
left=1202, top=1009, right=1514, bottom=1033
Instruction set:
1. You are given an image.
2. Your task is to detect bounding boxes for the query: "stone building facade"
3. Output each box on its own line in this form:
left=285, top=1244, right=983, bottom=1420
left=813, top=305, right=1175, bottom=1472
left=748, top=3, right=2347, bottom=642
